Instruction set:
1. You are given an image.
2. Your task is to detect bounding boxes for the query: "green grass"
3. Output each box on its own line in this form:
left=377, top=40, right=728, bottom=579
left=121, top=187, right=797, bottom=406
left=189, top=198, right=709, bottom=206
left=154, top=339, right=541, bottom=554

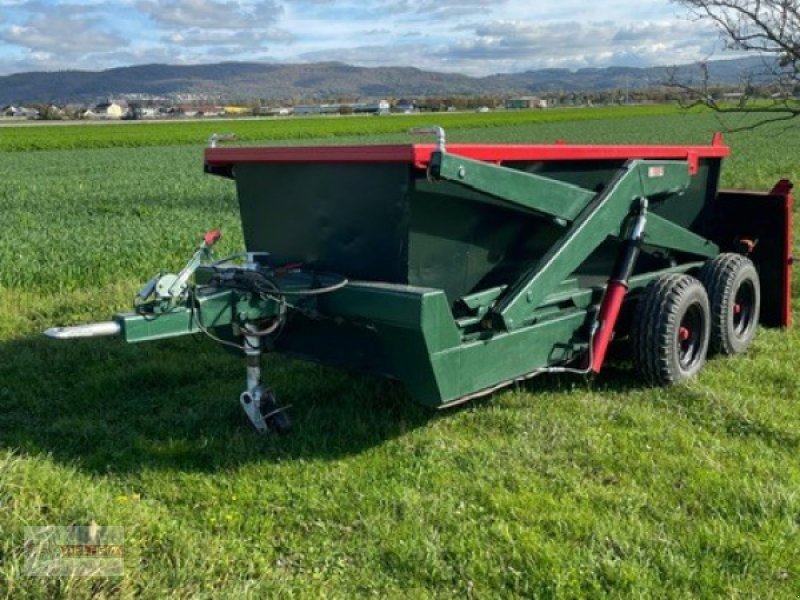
left=1, top=110, right=799, bottom=598
left=0, top=104, right=685, bottom=152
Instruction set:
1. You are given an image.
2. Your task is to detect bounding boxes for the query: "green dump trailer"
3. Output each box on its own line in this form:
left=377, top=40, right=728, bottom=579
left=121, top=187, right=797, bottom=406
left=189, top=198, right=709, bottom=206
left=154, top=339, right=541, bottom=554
left=46, top=129, right=794, bottom=432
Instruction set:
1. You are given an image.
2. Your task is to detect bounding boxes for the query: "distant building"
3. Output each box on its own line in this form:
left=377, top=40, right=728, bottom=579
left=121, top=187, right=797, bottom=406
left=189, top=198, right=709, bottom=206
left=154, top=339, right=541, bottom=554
left=505, top=96, right=548, bottom=109
left=293, top=104, right=337, bottom=115
left=45, top=105, right=64, bottom=117
left=63, top=104, right=87, bottom=118
left=2, top=105, right=39, bottom=118
left=139, top=107, right=160, bottom=118
left=223, top=106, right=251, bottom=115
left=293, top=100, right=390, bottom=116
left=394, top=98, right=416, bottom=113
left=258, top=106, right=292, bottom=116
left=292, top=104, right=322, bottom=115
left=351, top=100, right=390, bottom=114
left=197, top=106, right=224, bottom=117
left=123, top=106, right=160, bottom=119
left=171, top=105, right=224, bottom=117
left=84, top=100, right=127, bottom=119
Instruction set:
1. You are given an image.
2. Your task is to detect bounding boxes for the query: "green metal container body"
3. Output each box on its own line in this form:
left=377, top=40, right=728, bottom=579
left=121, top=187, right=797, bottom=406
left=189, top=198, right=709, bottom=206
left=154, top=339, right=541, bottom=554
left=204, top=143, right=727, bottom=406
left=235, top=159, right=720, bottom=303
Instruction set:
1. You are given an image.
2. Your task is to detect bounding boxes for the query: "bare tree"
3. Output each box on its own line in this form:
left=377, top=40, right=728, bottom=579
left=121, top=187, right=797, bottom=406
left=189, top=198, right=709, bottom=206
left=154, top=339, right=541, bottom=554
left=669, top=0, right=800, bottom=127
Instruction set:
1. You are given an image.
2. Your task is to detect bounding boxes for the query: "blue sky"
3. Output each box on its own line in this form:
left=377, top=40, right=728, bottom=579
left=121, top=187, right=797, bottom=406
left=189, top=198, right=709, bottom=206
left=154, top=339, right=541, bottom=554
left=0, top=0, right=729, bottom=76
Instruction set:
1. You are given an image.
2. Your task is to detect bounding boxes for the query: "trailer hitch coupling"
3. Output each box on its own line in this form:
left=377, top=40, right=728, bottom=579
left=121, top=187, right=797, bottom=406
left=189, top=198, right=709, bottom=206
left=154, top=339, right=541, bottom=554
left=44, top=321, right=121, bottom=340
left=136, top=228, right=222, bottom=312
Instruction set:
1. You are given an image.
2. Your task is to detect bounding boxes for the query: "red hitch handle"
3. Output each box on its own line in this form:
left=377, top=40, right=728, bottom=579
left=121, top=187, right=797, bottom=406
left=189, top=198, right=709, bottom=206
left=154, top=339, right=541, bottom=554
left=203, top=228, right=222, bottom=247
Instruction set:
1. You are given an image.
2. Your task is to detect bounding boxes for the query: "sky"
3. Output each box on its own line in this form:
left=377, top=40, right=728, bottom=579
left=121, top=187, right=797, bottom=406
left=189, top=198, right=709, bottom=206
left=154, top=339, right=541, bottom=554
left=0, top=0, right=731, bottom=76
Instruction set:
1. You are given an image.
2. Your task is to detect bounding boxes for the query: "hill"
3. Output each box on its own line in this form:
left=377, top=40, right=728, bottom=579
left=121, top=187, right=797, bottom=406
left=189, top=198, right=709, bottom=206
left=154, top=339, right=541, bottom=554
left=0, top=57, right=767, bottom=105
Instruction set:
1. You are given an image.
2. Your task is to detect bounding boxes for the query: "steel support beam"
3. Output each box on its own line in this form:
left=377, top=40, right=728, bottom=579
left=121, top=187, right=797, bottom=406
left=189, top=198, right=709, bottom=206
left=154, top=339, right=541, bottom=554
left=430, top=151, right=716, bottom=331
left=114, top=289, right=236, bottom=343
left=491, top=160, right=692, bottom=330
left=430, top=151, right=595, bottom=221
left=644, top=212, right=719, bottom=258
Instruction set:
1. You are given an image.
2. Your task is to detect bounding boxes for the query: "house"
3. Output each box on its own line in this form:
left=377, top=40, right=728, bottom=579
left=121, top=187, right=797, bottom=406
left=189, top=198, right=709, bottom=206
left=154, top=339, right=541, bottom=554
left=45, top=105, right=64, bottom=118
left=84, top=100, right=127, bottom=119
left=197, top=106, right=224, bottom=117
left=394, top=98, right=416, bottom=113
left=293, top=101, right=391, bottom=116
left=223, top=106, right=251, bottom=115
left=293, top=104, right=339, bottom=115
left=122, top=105, right=160, bottom=120
left=63, top=104, right=87, bottom=119
left=505, top=96, right=548, bottom=110
left=173, top=105, right=224, bottom=118
left=258, top=106, right=292, bottom=116
left=2, top=105, right=40, bottom=118
left=139, top=107, right=159, bottom=119
left=350, top=100, right=390, bottom=115
left=292, top=104, right=321, bottom=115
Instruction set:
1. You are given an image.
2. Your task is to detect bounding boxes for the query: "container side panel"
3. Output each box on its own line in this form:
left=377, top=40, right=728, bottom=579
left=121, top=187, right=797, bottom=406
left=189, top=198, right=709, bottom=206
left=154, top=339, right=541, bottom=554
left=408, top=179, right=536, bottom=303
left=234, top=163, right=411, bottom=282
left=271, top=316, right=395, bottom=377
left=275, top=285, right=459, bottom=405
left=656, top=160, right=717, bottom=231
left=709, top=188, right=792, bottom=328
left=431, top=310, right=591, bottom=404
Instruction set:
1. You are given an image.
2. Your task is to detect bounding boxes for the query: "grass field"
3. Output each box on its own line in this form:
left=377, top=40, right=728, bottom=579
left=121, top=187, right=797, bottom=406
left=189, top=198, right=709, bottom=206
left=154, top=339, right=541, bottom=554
left=0, top=104, right=684, bottom=152
left=1, top=108, right=799, bottom=598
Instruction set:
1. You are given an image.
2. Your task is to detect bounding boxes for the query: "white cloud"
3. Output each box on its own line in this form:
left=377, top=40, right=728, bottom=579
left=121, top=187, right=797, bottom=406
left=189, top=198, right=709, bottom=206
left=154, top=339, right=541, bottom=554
left=136, top=0, right=282, bottom=30
left=442, top=19, right=719, bottom=70
left=0, top=0, right=728, bottom=75
left=1, top=3, right=127, bottom=56
left=166, top=27, right=293, bottom=46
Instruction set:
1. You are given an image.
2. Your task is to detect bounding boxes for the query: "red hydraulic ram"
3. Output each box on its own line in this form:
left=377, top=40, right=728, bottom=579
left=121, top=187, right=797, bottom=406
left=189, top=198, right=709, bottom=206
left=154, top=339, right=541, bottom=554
left=591, top=197, right=649, bottom=373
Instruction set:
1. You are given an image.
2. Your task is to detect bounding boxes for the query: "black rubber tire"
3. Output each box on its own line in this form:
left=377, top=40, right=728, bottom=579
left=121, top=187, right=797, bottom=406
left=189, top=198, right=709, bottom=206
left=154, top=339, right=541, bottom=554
left=698, top=253, right=761, bottom=355
left=632, top=274, right=711, bottom=385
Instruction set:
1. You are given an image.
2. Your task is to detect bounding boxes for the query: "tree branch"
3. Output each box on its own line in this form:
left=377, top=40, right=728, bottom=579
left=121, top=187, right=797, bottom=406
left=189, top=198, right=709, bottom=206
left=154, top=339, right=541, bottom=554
left=667, top=0, right=800, bottom=128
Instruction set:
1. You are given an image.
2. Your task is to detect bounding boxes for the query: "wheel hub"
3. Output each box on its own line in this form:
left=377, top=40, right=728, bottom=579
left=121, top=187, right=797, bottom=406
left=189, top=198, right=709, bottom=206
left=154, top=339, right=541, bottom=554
left=677, top=302, right=705, bottom=370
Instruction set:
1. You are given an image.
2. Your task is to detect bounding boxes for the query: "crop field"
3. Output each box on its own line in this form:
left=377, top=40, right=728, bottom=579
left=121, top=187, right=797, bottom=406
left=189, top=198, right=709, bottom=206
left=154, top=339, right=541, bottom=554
left=1, top=108, right=798, bottom=598
left=0, top=104, right=684, bottom=152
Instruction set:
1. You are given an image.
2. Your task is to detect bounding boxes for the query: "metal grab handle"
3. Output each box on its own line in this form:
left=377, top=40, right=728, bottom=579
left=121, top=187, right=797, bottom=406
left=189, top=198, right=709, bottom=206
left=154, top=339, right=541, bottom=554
left=408, top=126, right=446, bottom=152
left=208, top=133, right=237, bottom=148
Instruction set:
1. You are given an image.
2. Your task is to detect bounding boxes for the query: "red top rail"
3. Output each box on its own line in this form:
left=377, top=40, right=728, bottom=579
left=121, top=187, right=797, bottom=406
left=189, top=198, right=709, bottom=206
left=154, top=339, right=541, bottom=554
left=205, top=138, right=730, bottom=172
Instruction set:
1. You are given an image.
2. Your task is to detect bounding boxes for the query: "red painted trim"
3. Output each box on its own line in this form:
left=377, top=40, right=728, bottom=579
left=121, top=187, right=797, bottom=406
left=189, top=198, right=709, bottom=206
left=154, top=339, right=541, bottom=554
left=205, top=145, right=418, bottom=167
left=687, top=151, right=699, bottom=176
left=205, top=142, right=730, bottom=170
left=770, top=179, right=794, bottom=328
